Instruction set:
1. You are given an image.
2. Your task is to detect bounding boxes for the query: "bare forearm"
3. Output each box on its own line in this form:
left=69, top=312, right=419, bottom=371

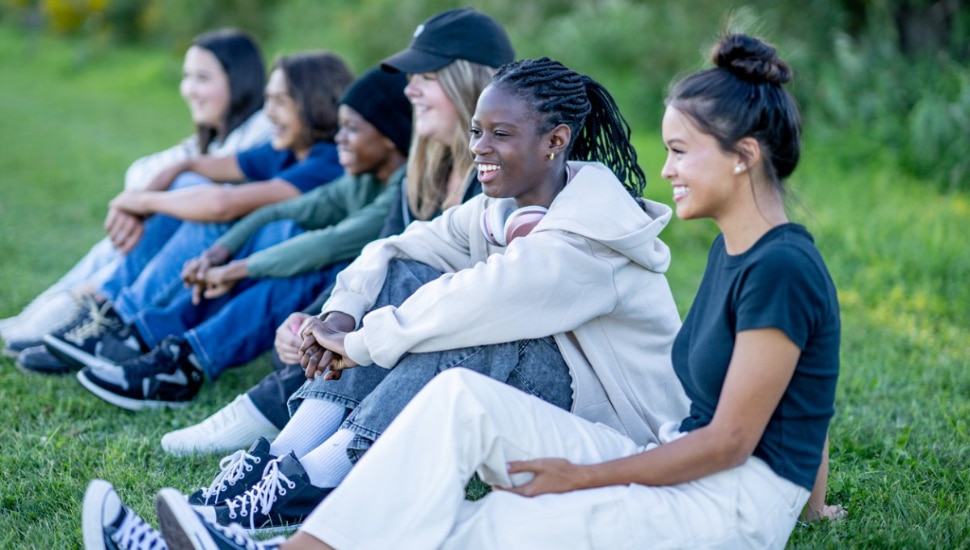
left=579, top=426, right=746, bottom=490
left=136, top=187, right=237, bottom=221
left=802, top=435, right=830, bottom=520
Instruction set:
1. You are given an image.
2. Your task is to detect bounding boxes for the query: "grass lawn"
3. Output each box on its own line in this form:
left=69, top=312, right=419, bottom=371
left=1, top=25, right=968, bottom=549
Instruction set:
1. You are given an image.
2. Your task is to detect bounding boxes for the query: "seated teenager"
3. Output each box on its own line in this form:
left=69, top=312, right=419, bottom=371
left=40, top=52, right=354, bottom=374
left=69, top=67, right=412, bottom=411
left=6, top=29, right=272, bottom=370
left=157, top=7, right=510, bottom=456
left=80, top=54, right=690, bottom=542
left=151, top=36, right=840, bottom=550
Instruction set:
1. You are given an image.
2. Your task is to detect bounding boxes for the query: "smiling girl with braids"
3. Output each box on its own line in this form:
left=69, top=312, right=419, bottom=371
left=147, top=35, right=839, bottom=550
left=114, top=55, right=687, bottom=539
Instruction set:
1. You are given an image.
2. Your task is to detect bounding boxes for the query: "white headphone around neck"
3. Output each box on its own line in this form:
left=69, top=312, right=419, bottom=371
left=480, top=199, right=547, bottom=247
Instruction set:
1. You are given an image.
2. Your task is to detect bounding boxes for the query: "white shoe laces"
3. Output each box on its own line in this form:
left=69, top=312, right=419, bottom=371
left=113, top=508, right=167, bottom=550
left=224, top=457, right=296, bottom=529
left=64, top=299, right=116, bottom=342
left=200, top=449, right=263, bottom=503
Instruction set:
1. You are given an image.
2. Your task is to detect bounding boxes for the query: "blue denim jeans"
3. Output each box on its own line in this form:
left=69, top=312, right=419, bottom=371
left=99, top=172, right=230, bottom=322
left=130, top=220, right=335, bottom=380
left=289, top=259, right=574, bottom=461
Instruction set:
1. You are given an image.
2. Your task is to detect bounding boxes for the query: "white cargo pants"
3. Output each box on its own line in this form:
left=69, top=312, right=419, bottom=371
left=300, top=368, right=809, bottom=550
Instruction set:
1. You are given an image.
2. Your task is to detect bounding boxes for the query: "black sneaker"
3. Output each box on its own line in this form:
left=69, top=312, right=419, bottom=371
left=43, top=297, right=145, bottom=369
left=194, top=453, right=330, bottom=536
left=16, top=345, right=72, bottom=375
left=3, top=337, right=44, bottom=358
left=187, top=438, right=277, bottom=507
left=156, top=488, right=282, bottom=550
left=82, top=479, right=168, bottom=550
left=76, top=337, right=204, bottom=411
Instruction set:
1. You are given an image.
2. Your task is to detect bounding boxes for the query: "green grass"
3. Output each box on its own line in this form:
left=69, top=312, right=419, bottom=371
left=0, top=25, right=968, bottom=549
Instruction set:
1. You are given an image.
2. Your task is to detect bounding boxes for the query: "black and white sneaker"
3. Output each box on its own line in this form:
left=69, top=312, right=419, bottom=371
left=187, top=438, right=277, bottom=507
left=3, top=337, right=43, bottom=358
left=43, top=296, right=145, bottom=370
left=76, top=336, right=204, bottom=411
left=193, top=453, right=330, bottom=536
left=17, top=345, right=72, bottom=375
left=82, top=479, right=168, bottom=550
left=156, top=488, right=282, bottom=550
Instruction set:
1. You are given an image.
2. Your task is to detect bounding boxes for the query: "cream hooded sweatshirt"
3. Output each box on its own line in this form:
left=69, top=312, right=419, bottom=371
left=321, top=162, right=689, bottom=445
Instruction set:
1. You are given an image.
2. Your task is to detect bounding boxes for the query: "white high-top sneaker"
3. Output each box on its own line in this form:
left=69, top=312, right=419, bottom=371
left=161, top=395, right=280, bottom=456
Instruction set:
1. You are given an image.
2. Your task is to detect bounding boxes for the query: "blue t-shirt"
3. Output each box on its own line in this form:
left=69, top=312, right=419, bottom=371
left=672, top=224, right=840, bottom=490
left=236, top=141, right=343, bottom=193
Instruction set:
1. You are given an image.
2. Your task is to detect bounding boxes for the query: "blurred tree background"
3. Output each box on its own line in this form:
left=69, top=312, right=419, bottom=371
left=2, top=0, right=968, bottom=190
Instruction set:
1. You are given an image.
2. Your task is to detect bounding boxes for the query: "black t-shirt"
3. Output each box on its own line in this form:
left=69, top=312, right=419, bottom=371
left=672, top=224, right=840, bottom=490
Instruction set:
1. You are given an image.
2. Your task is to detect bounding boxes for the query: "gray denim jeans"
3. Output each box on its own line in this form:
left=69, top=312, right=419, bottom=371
left=289, top=259, right=574, bottom=461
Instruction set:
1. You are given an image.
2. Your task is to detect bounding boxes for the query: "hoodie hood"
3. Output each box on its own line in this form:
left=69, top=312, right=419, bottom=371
left=527, top=161, right=673, bottom=273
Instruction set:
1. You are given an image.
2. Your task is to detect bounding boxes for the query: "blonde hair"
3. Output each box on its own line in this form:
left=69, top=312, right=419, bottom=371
left=406, top=59, right=496, bottom=220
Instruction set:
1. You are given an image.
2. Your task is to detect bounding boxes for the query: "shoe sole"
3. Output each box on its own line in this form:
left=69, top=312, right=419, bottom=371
left=81, top=479, right=113, bottom=550
left=156, top=488, right=219, bottom=550
left=43, top=334, right=99, bottom=369
left=15, top=360, right=72, bottom=376
left=76, top=370, right=195, bottom=412
left=14, top=346, right=73, bottom=376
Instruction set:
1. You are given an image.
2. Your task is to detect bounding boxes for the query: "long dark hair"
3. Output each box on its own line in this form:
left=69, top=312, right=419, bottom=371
left=490, top=57, right=647, bottom=198
left=190, top=29, right=266, bottom=153
left=271, top=52, right=354, bottom=148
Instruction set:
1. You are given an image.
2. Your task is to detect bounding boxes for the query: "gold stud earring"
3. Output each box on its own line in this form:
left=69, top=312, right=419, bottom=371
left=548, top=153, right=555, bottom=160
left=733, top=165, right=743, bottom=175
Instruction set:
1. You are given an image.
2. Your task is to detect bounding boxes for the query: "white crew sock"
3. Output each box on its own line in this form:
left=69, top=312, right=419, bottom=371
left=297, top=428, right=355, bottom=488
left=270, top=398, right=346, bottom=458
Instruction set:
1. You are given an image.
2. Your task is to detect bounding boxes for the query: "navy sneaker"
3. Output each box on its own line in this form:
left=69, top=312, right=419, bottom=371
left=82, top=479, right=168, bottom=550
left=187, top=438, right=277, bottom=507
left=193, top=453, right=330, bottom=536
left=76, top=337, right=204, bottom=411
left=3, top=337, right=44, bottom=358
left=16, top=345, right=72, bottom=375
left=156, top=488, right=282, bottom=550
left=44, top=297, right=145, bottom=370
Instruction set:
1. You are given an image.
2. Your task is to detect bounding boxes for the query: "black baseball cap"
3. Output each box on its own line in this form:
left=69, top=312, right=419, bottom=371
left=381, top=8, right=515, bottom=74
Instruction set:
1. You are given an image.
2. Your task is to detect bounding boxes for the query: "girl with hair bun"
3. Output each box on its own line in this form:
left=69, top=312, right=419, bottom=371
left=148, top=35, right=838, bottom=549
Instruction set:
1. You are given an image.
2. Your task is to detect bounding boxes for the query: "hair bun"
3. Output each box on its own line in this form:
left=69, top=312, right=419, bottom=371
left=712, top=34, right=791, bottom=85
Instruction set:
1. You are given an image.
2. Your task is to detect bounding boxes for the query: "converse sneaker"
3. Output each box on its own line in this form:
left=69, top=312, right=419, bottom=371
left=44, top=297, right=145, bottom=369
left=16, top=345, right=72, bottom=375
left=161, top=395, right=281, bottom=457
left=194, top=453, right=330, bottom=536
left=156, top=488, right=283, bottom=550
left=187, top=438, right=277, bottom=507
left=82, top=479, right=168, bottom=550
left=76, top=337, right=204, bottom=411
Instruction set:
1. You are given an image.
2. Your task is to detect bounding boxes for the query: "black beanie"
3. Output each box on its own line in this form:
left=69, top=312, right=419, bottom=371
left=340, top=67, right=413, bottom=156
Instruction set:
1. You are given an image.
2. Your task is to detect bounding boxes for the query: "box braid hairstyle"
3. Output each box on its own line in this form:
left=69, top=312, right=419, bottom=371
left=490, top=57, right=646, bottom=199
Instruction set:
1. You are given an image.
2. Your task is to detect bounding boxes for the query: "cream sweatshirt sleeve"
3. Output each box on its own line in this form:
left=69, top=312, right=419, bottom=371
left=326, top=199, right=622, bottom=368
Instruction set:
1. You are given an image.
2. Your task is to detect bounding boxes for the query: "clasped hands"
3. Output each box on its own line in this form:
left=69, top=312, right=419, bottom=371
left=274, top=312, right=357, bottom=381
left=180, top=244, right=247, bottom=304
left=298, top=312, right=359, bottom=381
